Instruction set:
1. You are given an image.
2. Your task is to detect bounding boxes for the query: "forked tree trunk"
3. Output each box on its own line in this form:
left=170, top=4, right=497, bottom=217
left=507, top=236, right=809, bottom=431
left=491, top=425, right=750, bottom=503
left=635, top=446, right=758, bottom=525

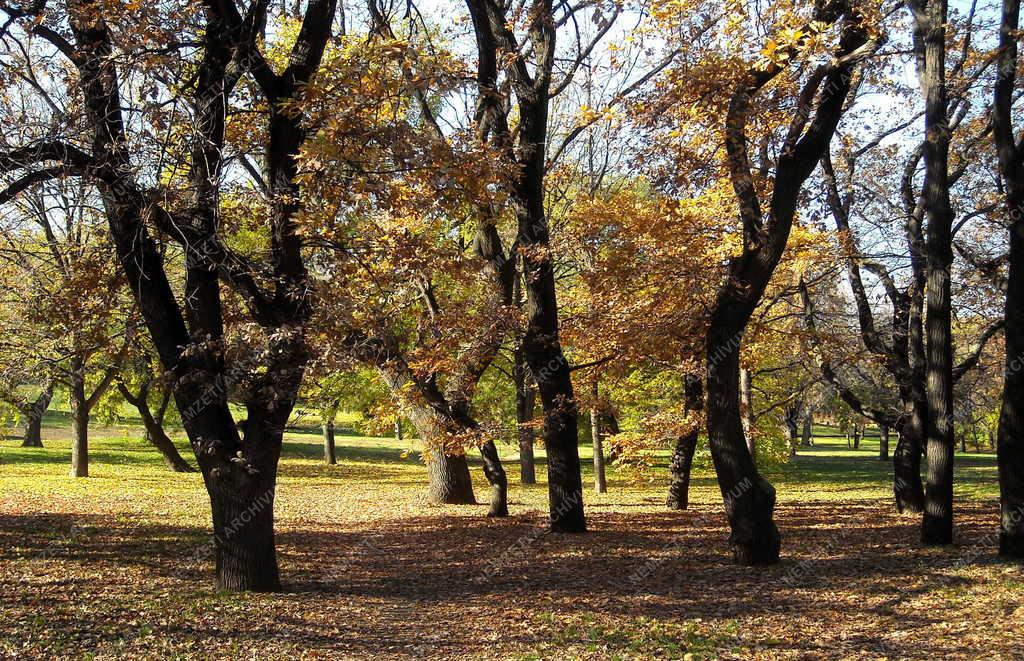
left=667, top=375, right=703, bottom=510
left=21, top=385, right=53, bottom=448
left=879, top=424, right=889, bottom=461
left=323, top=420, right=337, bottom=465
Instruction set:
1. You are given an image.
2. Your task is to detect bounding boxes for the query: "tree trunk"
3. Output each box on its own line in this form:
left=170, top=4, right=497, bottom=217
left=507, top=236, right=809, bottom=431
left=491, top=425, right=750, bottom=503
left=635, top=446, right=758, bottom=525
left=394, top=419, right=402, bottom=442
left=707, top=321, right=779, bottom=565
left=801, top=413, right=813, bottom=447
left=207, top=443, right=281, bottom=592
left=894, top=408, right=926, bottom=514
left=426, top=451, right=476, bottom=505
left=852, top=423, right=861, bottom=450
left=667, top=375, right=702, bottom=510
left=590, top=383, right=606, bottom=494
left=479, top=440, right=509, bottom=517
left=993, top=0, right=1024, bottom=557
left=323, top=420, right=337, bottom=465
left=879, top=424, right=889, bottom=461
left=21, top=385, right=53, bottom=448
left=784, top=404, right=800, bottom=457
left=998, top=200, right=1024, bottom=555
left=69, top=368, right=89, bottom=478
left=914, top=0, right=956, bottom=547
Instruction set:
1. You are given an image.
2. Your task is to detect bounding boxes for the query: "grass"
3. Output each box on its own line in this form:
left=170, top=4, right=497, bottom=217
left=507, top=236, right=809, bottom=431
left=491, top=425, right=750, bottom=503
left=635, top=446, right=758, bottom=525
left=0, top=417, right=1020, bottom=659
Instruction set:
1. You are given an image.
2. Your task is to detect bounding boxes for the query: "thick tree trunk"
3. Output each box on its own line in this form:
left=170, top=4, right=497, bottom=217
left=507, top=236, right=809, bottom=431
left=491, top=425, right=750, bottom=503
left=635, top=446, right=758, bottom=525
left=913, top=0, right=955, bottom=546
left=21, top=385, right=53, bottom=448
left=801, top=413, right=813, bottom=447
left=993, top=0, right=1024, bottom=558
left=323, top=420, right=337, bottom=465
left=666, top=375, right=703, bottom=510
left=923, top=258, right=955, bottom=544
left=427, top=451, right=476, bottom=505
left=852, top=423, right=861, bottom=450
left=590, top=383, right=606, bottom=494
left=707, top=322, right=780, bottom=565
left=207, top=439, right=281, bottom=592
left=998, top=203, right=1024, bottom=556
left=879, top=424, right=889, bottom=461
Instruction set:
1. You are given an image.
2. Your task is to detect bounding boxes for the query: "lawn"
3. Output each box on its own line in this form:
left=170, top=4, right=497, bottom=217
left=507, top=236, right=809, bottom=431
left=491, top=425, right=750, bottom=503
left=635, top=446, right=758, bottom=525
left=0, top=418, right=1021, bottom=659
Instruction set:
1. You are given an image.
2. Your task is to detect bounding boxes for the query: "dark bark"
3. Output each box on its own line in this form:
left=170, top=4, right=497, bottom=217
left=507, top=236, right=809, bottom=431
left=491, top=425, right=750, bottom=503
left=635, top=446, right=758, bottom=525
left=709, top=4, right=868, bottom=564
left=465, top=0, right=585, bottom=532
left=21, top=384, right=53, bottom=448
left=912, top=0, right=956, bottom=545
left=667, top=375, right=702, bottom=510
left=879, top=424, right=889, bottom=461
left=51, top=0, right=326, bottom=590
left=993, top=0, right=1024, bottom=558
left=478, top=439, right=509, bottom=517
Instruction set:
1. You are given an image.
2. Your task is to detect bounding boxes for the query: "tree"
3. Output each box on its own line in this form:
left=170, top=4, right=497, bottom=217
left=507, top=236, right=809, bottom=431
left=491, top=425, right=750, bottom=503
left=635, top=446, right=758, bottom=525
left=0, top=178, right=129, bottom=476
left=992, top=0, right=1024, bottom=557
left=0, top=0, right=339, bottom=590
left=702, top=1, right=872, bottom=564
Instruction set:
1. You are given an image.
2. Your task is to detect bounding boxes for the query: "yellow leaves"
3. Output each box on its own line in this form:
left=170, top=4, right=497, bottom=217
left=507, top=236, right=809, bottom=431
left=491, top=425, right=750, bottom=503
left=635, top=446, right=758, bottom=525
left=577, top=104, right=618, bottom=124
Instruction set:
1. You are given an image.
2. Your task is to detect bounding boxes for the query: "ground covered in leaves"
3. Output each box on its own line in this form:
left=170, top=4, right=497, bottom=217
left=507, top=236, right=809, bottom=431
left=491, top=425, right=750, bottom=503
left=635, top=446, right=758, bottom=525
left=1, top=422, right=1021, bottom=660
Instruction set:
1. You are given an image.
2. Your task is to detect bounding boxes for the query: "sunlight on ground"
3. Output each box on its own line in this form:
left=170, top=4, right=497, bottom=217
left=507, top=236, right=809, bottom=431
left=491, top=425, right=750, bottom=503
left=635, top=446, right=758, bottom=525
left=0, top=424, right=1019, bottom=659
